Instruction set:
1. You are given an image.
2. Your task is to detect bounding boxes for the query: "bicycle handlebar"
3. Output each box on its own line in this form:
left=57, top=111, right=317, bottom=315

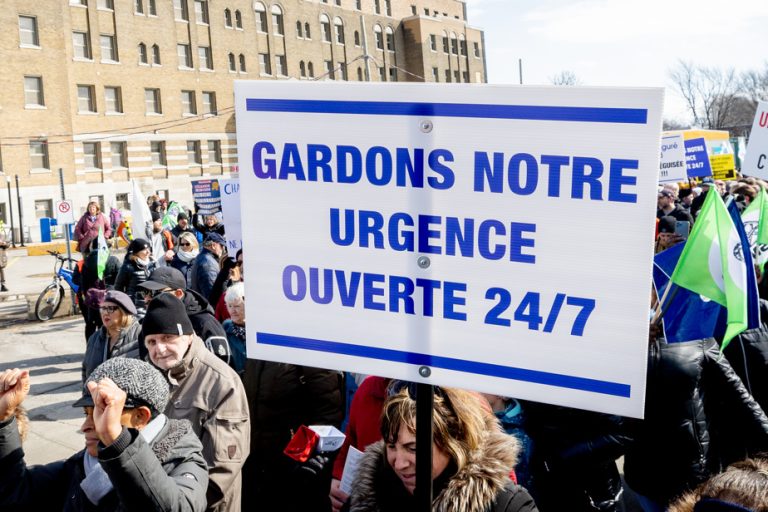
left=46, top=250, right=78, bottom=263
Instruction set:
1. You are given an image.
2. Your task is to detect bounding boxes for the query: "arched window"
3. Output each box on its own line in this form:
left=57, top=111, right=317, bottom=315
left=224, top=8, right=232, bottom=27
left=235, top=10, right=242, bottom=28
left=319, top=14, right=331, bottom=42
left=138, top=42, right=148, bottom=63
left=308, top=61, right=314, bottom=78
left=354, top=30, right=360, bottom=46
left=152, top=44, right=161, bottom=64
left=228, top=52, right=236, bottom=71
left=239, top=54, right=246, bottom=72
left=357, top=67, right=363, bottom=81
left=450, top=32, right=458, bottom=55
left=299, top=60, right=306, bottom=78
left=385, top=26, right=394, bottom=51
left=271, top=5, right=284, bottom=36
left=305, top=22, right=311, bottom=39
left=374, top=24, right=383, bottom=50
left=459, top=34, right=467, bottom=56
left=442, top=30, right=449, bottom=53
left=254, top=2, right=267, bottom=32
left=296, top=20, right=303, bottom=38
left=334, top=17, right=344, bottom=44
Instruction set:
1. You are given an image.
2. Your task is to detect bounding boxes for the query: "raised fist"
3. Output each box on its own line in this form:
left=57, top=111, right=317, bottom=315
left=0, top=369, right=30, bottom=422
left=87, top=377, right=127, bottom=447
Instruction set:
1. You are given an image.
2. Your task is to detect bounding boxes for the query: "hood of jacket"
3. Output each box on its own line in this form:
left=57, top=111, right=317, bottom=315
left=350, top=417, right=519, bottom=512
left=182, top=288, right=215, bottom=316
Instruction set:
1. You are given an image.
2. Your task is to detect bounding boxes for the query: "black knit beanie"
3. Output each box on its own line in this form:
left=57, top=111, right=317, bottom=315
left=142, top=293, right=194, bottom=337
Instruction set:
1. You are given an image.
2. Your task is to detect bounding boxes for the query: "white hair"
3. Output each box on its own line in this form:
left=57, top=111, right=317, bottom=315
left=225, top=281, right=245, bottom=304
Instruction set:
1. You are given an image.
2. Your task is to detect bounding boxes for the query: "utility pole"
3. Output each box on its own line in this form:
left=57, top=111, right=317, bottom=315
left=1, top=173, right=15, bottom=247
left=15, top=175, right=24, bottom=247
left=59, top=168, right=76, bottom=315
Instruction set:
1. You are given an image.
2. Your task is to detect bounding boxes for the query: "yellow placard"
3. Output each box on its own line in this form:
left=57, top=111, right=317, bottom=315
left=711, top=154, right=736, bottom=180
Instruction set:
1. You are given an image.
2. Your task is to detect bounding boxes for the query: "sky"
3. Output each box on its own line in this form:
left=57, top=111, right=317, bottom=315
left=466, top=0, right=768, bottom=123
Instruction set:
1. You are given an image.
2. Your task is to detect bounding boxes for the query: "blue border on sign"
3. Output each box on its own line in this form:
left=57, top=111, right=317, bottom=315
left=245, top=99, right=648, bottom=124
left=256, top=332, right=632, bottom=397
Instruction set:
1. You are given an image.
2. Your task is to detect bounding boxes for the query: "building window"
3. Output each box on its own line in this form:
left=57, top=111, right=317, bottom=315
left=374, top=25, right=383, bottom=50
left=444, top=69, right=451, bottom=82
left=135, top=0, right=144, bottom=14
left=174, top=0, right=188, bottom=21
left=374, top=0, right=380, bottom=14
left=207, top=140, right=221, bottom=164
left=460, top=37, right=467, bottom=56
left=307, top=61, right=314, bottom=78
left=73, top=31, right=91, bottom=59
left=100, top=34, right=118, bottom=62
left=138, top=42, right=148, bottom=63
left=77, top=85, right=96, bottom=113
left=339, top=63, right=347, bottom=81
left=320, top=15, right=331, bottom=42
left=335, top=0, right=341, bottom=5
left=104, top=86, right=122, bottom=113
left=194, top=0, right=208, bottom=24
left=152, top=44, right=161, bottom=64
left=385, top=27, right=394, bottom=51
left=424, top=8, right=429, bottom=15
left=296, top=20, right=302, bottom=38
left=150, top=141, right=166, bottom=166
left=454, top=70, right=460, bottom=82
left=19, top=16, right=39, bottom=47
left=432, top=67, right=439, bottom=82
left=148, top=0, right=157, bottom=15
left=385, top=0, right=391, bottom=16
left=442, top=33, right=449, bottom=53
left=462, top=71, right=469, bottom=83
left=228, top=53, right=236, bottom=71
left=115, top=193, right=130, bottom=210
left=239, top=54, right=247, bottom=72
left=181, top=90, right=196, bottom=114
left=473, top=42, right=480, bottom=58
left=202, top=91, right=216, bottom=114
left=388, top=67, right=397, bottom=82
left=357, top=67, right=363, bottom=81
left=271, top=5, right=284, bottom=36
left=225, top=8, right=232, bottom=27
left=324, top=60, right=334, bottom=80
left=254, top=2, right=267, bottom=32
left=235, top=10, right=242, bottom=28
left=145, top=88, right=161, bottom=114
left=83, top=142, right=102, bottom=169
left=450, top=35, right=458, bottom=55
left=24, top=76, right=44, bottom=107
left=354, top=30, right=360, bottom=46
left=30, top=140, right=50, bottom=170
left=110, top=142, right=127, bottom=168
left=334, top=18, right=344, bottom=44
left=356, top=0, right=361, bottom=10
left=299, top=60, right=306, bottom=78
left=429, top=34, right=437, bottom=52
left=187, top=141, right=201, bottom=164
left=259, top=53, right=271, bottom=75
left=305, top=22, right=311, bottom=39
left=177, top=44, right=192, bottom=68
left=35, top=200, right=53, bottom=219
left=379, top=66, right=386, bottom=82
left=198, top=46, right=212, bottom=70
left=276, top=55, right=286, bottom=76
left=411, top=5, right=416, bottom=15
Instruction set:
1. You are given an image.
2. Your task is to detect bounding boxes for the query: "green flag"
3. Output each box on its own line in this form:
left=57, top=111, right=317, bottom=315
left=742, top=186, right=768, bottom=268
left=96, top=226, right=108, bottom=280
left=670, top=191, right=748, bottom=349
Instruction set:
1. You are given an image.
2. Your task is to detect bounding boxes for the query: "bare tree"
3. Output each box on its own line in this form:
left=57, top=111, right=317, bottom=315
left=740, top=63, right=768, bottom=105
left=550, top=70, right=581, bottom=86
left=663, top=118, right=689, bottom=131
left=669, top=60, right=742, bottom=129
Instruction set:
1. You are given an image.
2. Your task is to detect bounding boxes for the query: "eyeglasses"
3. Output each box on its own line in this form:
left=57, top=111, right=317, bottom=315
left=180, top=243, right=192, bottom=247
left=99, top=306, right=119, bottom=314
left=142, top=288, right=172, bottom=299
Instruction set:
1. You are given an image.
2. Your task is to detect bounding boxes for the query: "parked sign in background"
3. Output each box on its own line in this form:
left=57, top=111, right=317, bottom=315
left=684, top=137, right=713, bottom=178
left=236, top=82, right=663, bottom=418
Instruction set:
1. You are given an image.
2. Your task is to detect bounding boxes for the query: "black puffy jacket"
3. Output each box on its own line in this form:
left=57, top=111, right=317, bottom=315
left=723, top=300, right=768, bottom=413
left=114, top=257, right=156, bottom=308
left=623, top=338, right=768, bottom=505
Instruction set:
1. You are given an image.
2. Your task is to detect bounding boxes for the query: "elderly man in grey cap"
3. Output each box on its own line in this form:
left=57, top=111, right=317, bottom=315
left=0, top=358, right=209, bottom=511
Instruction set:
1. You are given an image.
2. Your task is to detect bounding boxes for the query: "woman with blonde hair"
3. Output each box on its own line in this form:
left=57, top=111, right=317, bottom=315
left=348, top=383, right=538, bottom=512
left=171, top=231, right=199, bottom=288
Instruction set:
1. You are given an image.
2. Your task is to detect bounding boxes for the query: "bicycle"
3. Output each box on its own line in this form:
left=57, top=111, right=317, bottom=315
left=35, top=250, right=80, bottom=321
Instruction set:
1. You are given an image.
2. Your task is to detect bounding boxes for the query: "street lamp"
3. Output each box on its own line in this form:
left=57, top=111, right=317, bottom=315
left=0, top=171, right=15, bottom=248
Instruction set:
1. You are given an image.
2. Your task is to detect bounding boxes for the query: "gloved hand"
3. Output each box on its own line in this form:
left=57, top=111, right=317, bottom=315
left=296, top=454, right=331, bottom=480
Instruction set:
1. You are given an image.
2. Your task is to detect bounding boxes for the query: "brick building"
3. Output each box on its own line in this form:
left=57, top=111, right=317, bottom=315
left=0, top=0, right=485, bottom=242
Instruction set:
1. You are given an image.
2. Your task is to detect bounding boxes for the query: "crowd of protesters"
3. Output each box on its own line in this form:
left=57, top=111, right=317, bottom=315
left=1, top=184, right=767, bottom=512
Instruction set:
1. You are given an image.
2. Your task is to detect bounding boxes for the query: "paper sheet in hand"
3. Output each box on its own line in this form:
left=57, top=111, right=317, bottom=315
left=340, top=445, right=365, bottom=495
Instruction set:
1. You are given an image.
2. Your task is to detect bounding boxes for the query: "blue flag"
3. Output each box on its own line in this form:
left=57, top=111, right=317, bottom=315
left=727, top=200, right=760, bottom=329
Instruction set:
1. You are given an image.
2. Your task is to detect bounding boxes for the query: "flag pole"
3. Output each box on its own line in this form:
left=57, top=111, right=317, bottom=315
left=652, top=282, right=679, bottom=325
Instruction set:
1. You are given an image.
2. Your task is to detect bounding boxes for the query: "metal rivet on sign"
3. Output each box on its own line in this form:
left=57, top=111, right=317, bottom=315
left=419, top=120, right=433, bottom=133
left=417, top=256, right=430, bottom=269
left=419, top=366, right=432, bottom=378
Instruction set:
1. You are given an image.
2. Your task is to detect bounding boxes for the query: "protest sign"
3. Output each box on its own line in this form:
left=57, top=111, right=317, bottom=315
left=708, top=138, right=736, bottom=180
left=685, top=137, right=712, bottom=178
left=235, top=82, right=663, bottom=418
left=743, top=101, right=768, bottom=179
left=658, top=134, right=687, bottom=183
left=192, top=179, right=221, bottom=215
left=219, top=178, right=242, bottom=255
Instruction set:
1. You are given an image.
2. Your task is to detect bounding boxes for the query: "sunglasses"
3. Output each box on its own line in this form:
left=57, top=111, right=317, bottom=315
left=99, top=305, right=119, bottom=314
left=180, top=242, right=192, bottom=247
left=142, top=288, right=172, bottom=299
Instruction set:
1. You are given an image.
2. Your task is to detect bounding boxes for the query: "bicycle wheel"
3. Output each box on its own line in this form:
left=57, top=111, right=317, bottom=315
left=35, top=283, right=64, bottom=321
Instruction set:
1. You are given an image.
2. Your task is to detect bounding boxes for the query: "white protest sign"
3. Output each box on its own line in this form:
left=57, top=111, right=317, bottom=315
left=219, top=178, right=242, bottom=255
left=743, top=101, right=768, bottom=178
left=235, top=82, right=663, bottom=418
left=658, top=134, right=687, bottom=183
left=55, top=200, right=75, bottom=224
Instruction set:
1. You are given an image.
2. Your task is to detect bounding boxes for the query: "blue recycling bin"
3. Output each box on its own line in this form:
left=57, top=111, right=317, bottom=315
left=40, top=217, right=54, bottom=243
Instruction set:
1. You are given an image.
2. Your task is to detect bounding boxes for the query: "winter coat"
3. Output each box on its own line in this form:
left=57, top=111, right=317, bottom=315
left=74, top=213, right=112, bottom=253
left=242, top=360, right=343, bottom=510
left=0, top=414, right=209, bottom=511
left=221, top=320, right=246, bottom=376
left=171, top=225, right=202, bottom=246
left=171, top=252, right=196, bottom=288
left=524, top=403, right=630, bottom=511
left=163, top=336, right=250, bottom=512
left=82, top=319, right=142, bottom=382
left=114, top=257, right=156, bottom=308
left=348, top=431, right=538, bottom=512
left=190, top=249, right=219, bottom=301
left=623, top=338, right=768, bottom=506
left=722, top=299, right=768, bottom=413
